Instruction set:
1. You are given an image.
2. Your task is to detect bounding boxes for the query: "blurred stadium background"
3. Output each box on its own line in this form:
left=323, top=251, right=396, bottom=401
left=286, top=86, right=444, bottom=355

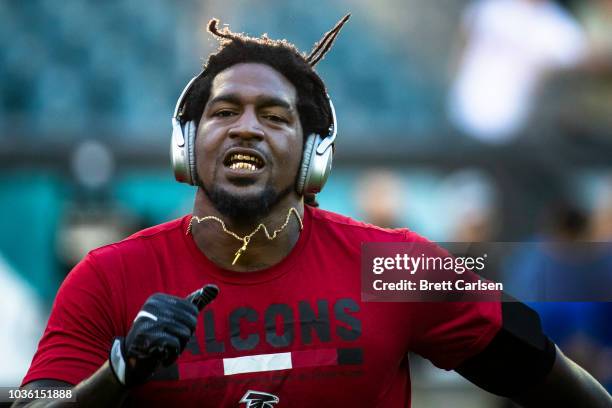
left=1, top=0, right=611, bottom=406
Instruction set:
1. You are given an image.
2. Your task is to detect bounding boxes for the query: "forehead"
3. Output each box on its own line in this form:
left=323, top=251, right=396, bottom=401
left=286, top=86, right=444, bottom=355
left=209, top=63, right=297, bottom=106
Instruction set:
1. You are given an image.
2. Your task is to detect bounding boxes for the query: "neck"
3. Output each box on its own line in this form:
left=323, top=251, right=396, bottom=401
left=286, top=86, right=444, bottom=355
left=190, top=188, right=305, bottom=272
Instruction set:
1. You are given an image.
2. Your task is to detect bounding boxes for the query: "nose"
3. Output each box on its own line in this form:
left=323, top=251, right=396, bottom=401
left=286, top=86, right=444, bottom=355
left=228, top=108, right=265, bottom=141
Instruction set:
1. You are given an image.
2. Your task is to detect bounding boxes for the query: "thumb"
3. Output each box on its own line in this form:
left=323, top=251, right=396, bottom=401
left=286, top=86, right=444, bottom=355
left=186, top=284, right=220, bottom=311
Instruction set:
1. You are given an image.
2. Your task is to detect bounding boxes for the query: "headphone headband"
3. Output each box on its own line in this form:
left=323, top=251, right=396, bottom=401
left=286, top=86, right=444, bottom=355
left=318, top=97, right=337, bottom=153
left=173, top=73, right=204, bottom=120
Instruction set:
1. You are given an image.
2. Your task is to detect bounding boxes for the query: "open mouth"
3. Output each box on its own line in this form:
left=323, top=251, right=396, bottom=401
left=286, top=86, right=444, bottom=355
left=223, top=152, right=265, bottom=172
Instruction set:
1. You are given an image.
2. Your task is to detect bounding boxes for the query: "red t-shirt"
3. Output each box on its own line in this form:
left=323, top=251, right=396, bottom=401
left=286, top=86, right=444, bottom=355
left=23, top=206, right=501, bottom=407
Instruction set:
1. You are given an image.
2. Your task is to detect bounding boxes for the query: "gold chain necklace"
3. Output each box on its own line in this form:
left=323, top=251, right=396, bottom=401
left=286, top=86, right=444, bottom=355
left=186, top=207, right=303, bottom=265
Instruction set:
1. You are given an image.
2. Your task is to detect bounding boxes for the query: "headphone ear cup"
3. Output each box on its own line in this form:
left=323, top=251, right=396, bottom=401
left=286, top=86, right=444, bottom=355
left=296, top=134, right=317, bottom=195
left=185, top=121, right=198, bottom=186
left=171, top=120, right=189, bottom=184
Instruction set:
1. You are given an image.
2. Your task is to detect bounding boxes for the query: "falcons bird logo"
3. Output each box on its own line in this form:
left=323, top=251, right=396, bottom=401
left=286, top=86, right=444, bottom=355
left=239, top=390, right=280, bottom=408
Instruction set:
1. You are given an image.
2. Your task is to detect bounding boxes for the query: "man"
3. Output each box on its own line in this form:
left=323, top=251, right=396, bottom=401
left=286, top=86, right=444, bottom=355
left=17, top=16, right=611, bottom=407
left=447, top=0, right=586, bottom=143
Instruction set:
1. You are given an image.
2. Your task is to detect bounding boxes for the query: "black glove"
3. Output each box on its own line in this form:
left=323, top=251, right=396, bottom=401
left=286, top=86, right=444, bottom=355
left=109, top=285, right=219, bottom=387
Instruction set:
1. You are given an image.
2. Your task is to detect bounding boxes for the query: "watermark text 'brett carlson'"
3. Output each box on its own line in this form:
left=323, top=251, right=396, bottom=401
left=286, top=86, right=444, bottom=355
left=362, top=242, right=612, bottom=302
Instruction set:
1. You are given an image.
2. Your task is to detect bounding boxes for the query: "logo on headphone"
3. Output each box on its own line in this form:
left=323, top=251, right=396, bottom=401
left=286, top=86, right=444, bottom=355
left=239, top=390, right=280, bottom=408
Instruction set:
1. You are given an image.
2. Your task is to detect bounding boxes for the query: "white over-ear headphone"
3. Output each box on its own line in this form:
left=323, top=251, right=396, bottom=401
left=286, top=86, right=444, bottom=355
left=171, top=72, right=337, bottom=195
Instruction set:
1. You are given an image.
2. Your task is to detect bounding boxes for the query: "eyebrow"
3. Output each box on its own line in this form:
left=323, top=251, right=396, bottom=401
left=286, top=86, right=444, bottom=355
left=207, top=93, right=294, bottom=111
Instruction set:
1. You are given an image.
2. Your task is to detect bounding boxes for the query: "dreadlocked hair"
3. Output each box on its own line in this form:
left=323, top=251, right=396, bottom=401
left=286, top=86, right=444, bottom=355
left=183, top=15, right=350, bottom=206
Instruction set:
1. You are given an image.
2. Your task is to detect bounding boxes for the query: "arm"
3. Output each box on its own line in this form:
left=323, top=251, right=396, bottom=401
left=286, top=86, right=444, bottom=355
left=455, top=302, right=611, bottom=407
left=13, top=363, right=127, bottom=408
left=513, top=346, right=611, bottom=407
left=13, top=286, right=218, bottom=407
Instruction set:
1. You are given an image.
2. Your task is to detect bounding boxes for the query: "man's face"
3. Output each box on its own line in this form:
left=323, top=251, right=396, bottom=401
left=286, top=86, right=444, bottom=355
left=195, top=63, right=303, bottom=219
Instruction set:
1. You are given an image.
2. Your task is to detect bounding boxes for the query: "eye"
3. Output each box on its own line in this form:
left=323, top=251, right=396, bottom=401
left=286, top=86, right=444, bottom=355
left=264, top=114, right=288, bottom=124
left=213, top=110, right=236, bottom=118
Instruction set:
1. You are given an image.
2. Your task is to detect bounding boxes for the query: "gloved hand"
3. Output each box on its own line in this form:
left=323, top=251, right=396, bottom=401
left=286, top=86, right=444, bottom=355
left=109, top=285, right=219, bottom=387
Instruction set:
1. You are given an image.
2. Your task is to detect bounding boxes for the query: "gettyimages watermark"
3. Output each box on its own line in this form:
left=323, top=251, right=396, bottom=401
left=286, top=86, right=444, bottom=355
left=361, top=242, right=612, bottom=302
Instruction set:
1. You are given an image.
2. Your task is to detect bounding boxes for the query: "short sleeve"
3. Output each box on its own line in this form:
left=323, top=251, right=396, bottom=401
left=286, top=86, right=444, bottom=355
left=398, top=231, right=504, bottom=370
left=22, top=253, right=122, bottom=386
left=411, top=300, right=502, bottom=370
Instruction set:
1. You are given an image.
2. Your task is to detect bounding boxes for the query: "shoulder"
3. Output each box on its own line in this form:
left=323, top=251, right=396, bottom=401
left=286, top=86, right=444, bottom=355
left=88, top=216, right=189, bottom=260
left=118, top=215, right=188, bottom=243
left=62, top=216, right=190, bottom=287
left=309, top=206, right=428, bottom=244
left=54, top=216, right=190, bottom=310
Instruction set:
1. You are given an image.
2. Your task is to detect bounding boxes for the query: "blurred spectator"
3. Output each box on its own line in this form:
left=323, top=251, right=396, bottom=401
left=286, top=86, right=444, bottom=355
left=589, top=176, right=612, bottom=241
left=57, top=206, right=140, bottom=272
left=355, top=169, right=405, bottom=228
left=577, top=0, right=612, bottom=66
left=0, top=253, right=45, bottom=386
left=503, top=202, right=612, bottom=391
left=502, top=202, right=604, bottom=301
left=439, top=169, right=499, bottom=242
left=438, top=169, right=504, bottom=285
left=448, top=0, right=587, bottom=143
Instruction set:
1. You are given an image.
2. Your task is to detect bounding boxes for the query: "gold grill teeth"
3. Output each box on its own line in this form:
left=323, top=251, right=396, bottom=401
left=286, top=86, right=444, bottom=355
left=229, top=153, right=262, bottom=167
left=229, top=162, right=257, bottom=171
